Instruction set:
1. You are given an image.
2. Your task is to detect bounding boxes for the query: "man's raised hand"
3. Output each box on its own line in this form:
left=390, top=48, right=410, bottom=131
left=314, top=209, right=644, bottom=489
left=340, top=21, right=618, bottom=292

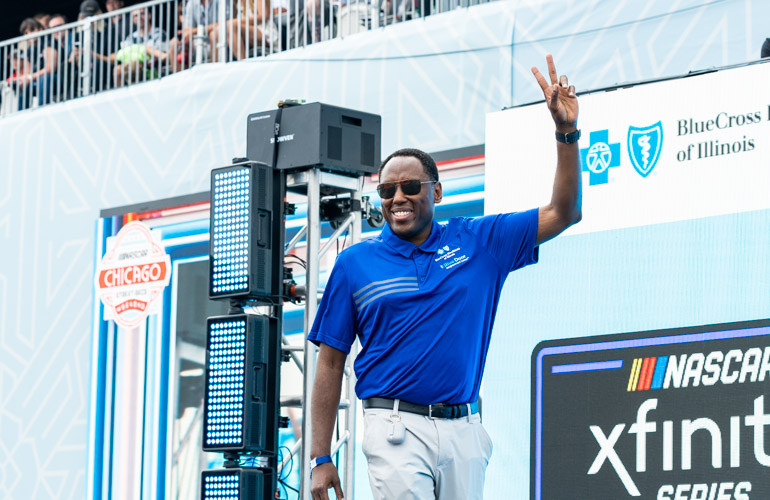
left=531, top=54, right=579, bottom=133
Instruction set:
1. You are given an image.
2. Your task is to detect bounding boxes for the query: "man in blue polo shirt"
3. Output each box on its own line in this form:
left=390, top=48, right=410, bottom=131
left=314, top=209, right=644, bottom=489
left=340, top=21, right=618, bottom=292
left=309, top=54, right=582, bottom=500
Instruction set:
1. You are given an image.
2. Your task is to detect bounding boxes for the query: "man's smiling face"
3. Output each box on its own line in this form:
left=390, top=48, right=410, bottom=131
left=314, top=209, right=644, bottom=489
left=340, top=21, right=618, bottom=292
left=379, top=155, right=442, bottom=246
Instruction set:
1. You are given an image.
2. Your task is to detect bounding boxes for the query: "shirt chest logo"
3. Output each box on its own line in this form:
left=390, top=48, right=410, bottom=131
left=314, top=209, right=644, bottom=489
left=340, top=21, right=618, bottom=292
left=434, top=245, right=470, bottom=270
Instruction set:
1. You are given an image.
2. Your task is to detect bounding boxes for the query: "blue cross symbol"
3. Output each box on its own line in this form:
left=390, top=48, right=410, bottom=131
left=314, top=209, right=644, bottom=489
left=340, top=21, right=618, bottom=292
left=579, top=130, right=621, bottom=185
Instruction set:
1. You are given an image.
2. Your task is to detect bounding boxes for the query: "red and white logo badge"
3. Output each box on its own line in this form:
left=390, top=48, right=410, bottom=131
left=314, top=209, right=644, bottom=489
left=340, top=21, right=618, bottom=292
left=95, top=221, right=171, bottom=328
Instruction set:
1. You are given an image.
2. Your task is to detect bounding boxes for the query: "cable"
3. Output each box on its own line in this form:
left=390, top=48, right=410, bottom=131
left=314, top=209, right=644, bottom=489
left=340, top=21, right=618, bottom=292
left=336, top=226, right=349, bottom=255
left=238, top=456, right=259, bottom=467
left=284, top=254, right=307, bottom=269
left=277, top=445, right=299, bottom=499
left=341, top=227, right=349, bottom=253
left=286, top=253, right=307, bottom=265
left=243, top=296, right=282, bottom=310
left=278, top=445, right=294, bottom=480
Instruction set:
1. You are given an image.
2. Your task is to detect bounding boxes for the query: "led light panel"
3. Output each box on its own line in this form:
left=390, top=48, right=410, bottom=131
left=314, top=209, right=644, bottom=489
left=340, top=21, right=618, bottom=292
left=202, top=471, right=240, bottom=500
left=203, top=314, right=281, bottom=454
left=205, top=318, right=247, bottom=448
left=211, top=168, right=251, bottom=295
left=201, top=469, right=276, bottom=500
left=209, top=162, right=285, bottom=300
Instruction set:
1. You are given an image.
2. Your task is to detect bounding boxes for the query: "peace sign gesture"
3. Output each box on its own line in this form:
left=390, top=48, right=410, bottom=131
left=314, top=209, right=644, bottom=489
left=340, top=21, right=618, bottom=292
left=531, top=54, right=579, bottom=133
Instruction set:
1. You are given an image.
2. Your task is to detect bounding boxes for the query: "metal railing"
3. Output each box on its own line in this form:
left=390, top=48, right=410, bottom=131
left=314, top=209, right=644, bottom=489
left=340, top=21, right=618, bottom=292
left=0, top=0, right=491, bottom=117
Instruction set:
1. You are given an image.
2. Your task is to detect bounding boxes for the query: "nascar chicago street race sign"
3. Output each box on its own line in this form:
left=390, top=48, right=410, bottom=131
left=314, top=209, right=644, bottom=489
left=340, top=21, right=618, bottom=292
left=532, top=321, right=770, bottom=500
left=95, top=221, right=171, bottom=328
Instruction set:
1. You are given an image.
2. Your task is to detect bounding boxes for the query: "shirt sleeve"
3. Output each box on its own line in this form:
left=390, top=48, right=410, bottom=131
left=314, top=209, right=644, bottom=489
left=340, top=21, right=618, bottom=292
left=307, top=254, right=357, bottom=353
left=465, top=208, right=540, bottom=273
left=182, top=3, right=195, bottom=28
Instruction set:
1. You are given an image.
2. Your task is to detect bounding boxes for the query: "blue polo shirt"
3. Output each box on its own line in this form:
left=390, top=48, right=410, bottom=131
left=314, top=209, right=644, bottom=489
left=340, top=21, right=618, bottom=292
left=308, top=209, right=539, bottom=405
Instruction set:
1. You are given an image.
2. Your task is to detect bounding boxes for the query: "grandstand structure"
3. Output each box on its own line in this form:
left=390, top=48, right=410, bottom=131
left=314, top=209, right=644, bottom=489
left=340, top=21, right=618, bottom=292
left=0, top=0, right=492, bottom=115
left=0, top=0, right=768, bottom=499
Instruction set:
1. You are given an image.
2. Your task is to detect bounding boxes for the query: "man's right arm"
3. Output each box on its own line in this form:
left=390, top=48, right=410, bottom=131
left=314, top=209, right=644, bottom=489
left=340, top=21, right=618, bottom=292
left=310, top=342, right=347, bottom=500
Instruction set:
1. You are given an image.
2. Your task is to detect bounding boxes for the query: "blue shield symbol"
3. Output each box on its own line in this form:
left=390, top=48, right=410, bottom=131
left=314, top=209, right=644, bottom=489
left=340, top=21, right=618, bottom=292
left=627, top=122, right=663, bottom=178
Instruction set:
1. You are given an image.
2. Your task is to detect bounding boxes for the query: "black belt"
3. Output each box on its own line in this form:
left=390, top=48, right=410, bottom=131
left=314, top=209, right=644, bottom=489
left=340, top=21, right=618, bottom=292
left=363, top=397, right=479, bottom=419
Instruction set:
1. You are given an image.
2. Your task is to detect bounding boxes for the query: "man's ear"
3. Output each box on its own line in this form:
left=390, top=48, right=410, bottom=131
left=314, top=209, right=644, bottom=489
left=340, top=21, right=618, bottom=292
left=433, top=181, right=443, bottom=204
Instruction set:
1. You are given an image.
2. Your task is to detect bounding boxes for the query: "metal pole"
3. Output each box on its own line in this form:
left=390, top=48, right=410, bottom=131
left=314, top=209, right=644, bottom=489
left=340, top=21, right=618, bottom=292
left=300, top=167, right=321, bottom=500
left=194, top=23, right=205, bottom=65
left=344, top=182, right=362, bottom=499
left=81, top=22, right=92, bottom=97
left=282, top=334, right=304, bottom=371
left=286, top=225, right=308, bottom=253
left=218, top=0, right=227, bottom=62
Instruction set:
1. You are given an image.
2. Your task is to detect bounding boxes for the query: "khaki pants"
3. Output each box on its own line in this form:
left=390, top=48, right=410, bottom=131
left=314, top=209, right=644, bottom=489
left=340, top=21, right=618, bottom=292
left=362, top=405, right=493, bottom=499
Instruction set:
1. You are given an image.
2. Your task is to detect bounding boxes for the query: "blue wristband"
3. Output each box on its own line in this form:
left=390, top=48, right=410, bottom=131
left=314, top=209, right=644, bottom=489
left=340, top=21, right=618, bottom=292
left=310, top=455, right=332, bottom=477
left=310, top=455, right=332, bottom=470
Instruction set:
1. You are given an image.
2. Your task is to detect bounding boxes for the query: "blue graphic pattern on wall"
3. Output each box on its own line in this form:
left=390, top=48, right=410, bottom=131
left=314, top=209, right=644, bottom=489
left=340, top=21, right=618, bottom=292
left=0, top=0, right=768, bottom=498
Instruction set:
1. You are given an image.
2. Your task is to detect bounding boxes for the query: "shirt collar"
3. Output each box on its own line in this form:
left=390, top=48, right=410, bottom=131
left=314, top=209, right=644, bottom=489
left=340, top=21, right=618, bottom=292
left=381, top=220, right=441, bottom=257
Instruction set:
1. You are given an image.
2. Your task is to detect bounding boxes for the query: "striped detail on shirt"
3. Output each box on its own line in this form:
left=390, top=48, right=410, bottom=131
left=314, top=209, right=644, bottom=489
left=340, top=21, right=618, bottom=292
left=353, top=277, right=419, bottom=311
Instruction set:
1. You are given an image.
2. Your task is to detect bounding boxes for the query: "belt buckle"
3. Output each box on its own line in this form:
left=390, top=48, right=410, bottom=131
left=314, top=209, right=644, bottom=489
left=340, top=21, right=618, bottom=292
left=429, top=404, right=450, bottom=419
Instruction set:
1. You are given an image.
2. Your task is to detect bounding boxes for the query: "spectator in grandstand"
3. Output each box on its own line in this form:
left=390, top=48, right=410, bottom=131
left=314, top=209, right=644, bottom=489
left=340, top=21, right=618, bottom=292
left=33, top=13, right=51, bottom=29
left=9, top=18, right=59, bottom=110
left=79, top=0, right=101, bottom=18
left=72, top=1, right=114, bottom=92
left=48, top=14, right=77, bottom=101
left=1, top=49, right=30, bottom=113
left=223, top=0, right=278, bottom=60
left=112, top=8, right=170, bottom=86
left=169, top=0, right=232, bottom=68
left=295, top=0, right=350, bottom=47
left=4, top=50, right=30, bottom=86
left=271, top=0, right=294, bottom=50
left=762, top=38, right=770, bottom=58
left=77, top=5, right=169, bottom=88
left=49, top=14, right=71, bottom=52
left=73, top=2, right=168, bottom=89
left=304, top=0, right=331, bottom=43
left=106, top=0, right=130, bottom=43
left=48, top=14, right=68, bottom=31
left=106, top=0, right=126, bottom=15
left=119, top=8, right=169, bottom=49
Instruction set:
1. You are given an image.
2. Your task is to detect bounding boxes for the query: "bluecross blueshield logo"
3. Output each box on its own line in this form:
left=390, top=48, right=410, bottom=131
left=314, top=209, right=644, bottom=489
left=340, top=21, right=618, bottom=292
left=627, top=121, right=663, bottom=177
left=579, top=130, right=621, bottom=185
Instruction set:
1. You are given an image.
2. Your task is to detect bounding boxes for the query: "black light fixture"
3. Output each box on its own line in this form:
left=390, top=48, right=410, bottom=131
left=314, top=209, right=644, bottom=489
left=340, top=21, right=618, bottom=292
left=200, top=468, right=276, bottom=500
left=208, top=161, right=285, bottom=301
left=202, top=314, right=281, bottom=455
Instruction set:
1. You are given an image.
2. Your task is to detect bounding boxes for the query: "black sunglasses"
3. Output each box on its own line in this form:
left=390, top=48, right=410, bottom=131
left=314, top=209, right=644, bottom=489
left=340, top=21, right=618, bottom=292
left=376, top=179, right=434, bottom=199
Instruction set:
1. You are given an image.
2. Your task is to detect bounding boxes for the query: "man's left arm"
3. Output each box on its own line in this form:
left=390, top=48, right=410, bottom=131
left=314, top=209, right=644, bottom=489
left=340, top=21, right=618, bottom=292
left=531, top=54, right=582, bottom=246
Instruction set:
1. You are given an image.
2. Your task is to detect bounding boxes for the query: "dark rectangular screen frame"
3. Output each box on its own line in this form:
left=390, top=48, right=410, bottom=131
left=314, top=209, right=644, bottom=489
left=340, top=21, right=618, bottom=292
left=530, top=317, right=770, bottom=500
